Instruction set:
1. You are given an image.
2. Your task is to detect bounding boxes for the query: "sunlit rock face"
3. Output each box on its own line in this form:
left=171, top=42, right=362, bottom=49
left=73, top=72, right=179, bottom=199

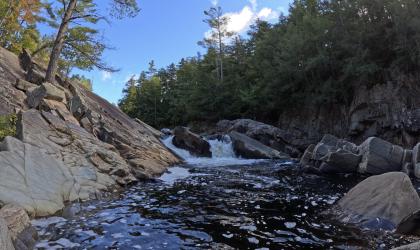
left=0, top=46, right=181, bottom=217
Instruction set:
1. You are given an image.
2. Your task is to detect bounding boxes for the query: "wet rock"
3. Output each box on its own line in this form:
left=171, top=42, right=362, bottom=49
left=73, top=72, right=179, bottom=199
left=301, top=135, right=361, bottom=174
left=229, top=131, right=289, bottom=159
left=338, top=172, right=420, bottom=226
left=217, top=119, right=301, bottom=157
left=396, top=209, right=420, bottom=236
left=0, top=204, right=37, bottom=249
left=358, top=137, right=404, bottom=175
left=299, top=144, right=315, bottom=166
left=0, top=217, right=14, bottom=250
left=392, top=242, right=420, bottom=250
left=172, top=126, right=211, bottom=157
left=161, top=128, right=172, bottom=136
left=0, top=205, right=31, bottom=240
left=319, top=149, right=361, bottom=173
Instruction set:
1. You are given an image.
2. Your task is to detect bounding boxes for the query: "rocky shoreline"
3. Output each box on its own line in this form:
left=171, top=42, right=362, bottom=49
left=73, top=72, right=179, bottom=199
left=0, top=47, right=180, bottom=249
left=165, top=120, right=420, bottom=249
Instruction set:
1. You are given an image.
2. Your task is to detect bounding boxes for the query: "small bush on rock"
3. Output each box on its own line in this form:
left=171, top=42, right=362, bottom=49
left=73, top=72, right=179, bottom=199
left=0, top=114, right=17, bottom=141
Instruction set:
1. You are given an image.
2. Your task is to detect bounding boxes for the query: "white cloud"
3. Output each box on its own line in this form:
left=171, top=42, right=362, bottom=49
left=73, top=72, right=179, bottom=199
left=211, top=0, right=218, bottom=6
left=257, top=7, right=279, bottom=21
left=203, top=0, right=282, bottom=40
left=225, top=6, right=254, bottom=33
left=101, top=71, right=112, bottom=81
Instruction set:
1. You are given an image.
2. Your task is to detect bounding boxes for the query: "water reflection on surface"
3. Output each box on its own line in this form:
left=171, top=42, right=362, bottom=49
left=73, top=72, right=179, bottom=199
left=33, top=161, right=415, bottom=249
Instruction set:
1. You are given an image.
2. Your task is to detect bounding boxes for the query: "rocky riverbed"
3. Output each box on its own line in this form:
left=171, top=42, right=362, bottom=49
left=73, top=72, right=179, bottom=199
left=32, top=160, right=419, bottom=249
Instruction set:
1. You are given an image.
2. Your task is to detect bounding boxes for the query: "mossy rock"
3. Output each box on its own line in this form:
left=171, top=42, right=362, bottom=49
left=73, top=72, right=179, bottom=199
left=0, top=114, right=17, bottom=141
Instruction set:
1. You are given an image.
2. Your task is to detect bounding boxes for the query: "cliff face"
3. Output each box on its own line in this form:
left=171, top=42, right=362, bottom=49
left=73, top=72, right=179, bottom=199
left=0, top=47, right=180, bottom=216
left=278, top=78, right=420, bottom=148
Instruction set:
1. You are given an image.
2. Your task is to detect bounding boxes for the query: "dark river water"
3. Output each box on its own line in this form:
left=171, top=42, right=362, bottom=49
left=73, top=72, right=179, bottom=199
left=32, top=160, right=418, bottom=250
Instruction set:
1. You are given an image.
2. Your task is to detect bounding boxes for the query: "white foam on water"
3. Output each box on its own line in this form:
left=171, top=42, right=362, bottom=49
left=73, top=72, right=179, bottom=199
left=159, top=166, right=191, bottom=185
left=31, top=217, right=67, bottom=228
left=161, top=135, right=264, bottom=167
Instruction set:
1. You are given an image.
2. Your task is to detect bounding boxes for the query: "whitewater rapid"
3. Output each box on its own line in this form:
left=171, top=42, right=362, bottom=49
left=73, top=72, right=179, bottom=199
left=161, top=135, right=264, bottom=167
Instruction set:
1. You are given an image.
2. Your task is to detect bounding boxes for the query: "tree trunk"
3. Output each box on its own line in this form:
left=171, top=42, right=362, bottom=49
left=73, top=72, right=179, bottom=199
left=217, top=15, right=223, bottom=83
left=45, top=0, right=78, bottom=83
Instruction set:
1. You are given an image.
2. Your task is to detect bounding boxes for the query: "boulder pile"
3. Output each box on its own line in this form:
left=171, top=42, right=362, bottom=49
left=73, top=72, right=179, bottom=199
left=229, top=131, right=289, bottom=159
left=217, top=119, right=302, bottom=157
left=300, top=134, right=418, bottom=176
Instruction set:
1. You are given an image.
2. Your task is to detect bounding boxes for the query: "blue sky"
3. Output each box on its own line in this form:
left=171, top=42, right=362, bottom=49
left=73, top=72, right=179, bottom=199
left=76, top=0, right=293, bottom=104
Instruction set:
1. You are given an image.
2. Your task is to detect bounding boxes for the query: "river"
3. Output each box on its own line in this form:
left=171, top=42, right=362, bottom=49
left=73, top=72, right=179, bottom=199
left=32, top=136, right=415, bottom=249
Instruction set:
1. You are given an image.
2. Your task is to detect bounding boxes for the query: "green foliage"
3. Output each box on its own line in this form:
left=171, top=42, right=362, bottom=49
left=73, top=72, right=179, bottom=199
left=117, top=0, right=420, bottom=127
left=70, top=74, right=93, bottom=91
left=0, top=114, right=17, bottom=141
left=0, top=0, right=43, bottom=54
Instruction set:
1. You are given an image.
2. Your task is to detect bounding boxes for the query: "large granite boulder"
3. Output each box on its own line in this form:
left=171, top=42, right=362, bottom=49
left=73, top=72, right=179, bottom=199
left=358, top=137, right=404, bottom=175
left=217, top=119, right=301, bottom=157
left=172, top=126, right=211, bottom=157
left=0, top=217, right=14, bottom=250
left=337, top=172, right=420, bottom=227
left=229, top=131, right=289, bottom=159
left=300, top=134, right=361, bottom=174
left=319, top=149, right=361, bottom=173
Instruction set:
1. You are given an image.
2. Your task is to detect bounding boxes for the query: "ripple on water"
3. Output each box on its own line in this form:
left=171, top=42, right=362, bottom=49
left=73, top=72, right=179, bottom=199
left=33, top=160, right=417, bottom=249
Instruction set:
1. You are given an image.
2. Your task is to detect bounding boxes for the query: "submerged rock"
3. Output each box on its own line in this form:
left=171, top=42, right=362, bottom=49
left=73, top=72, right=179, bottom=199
left=172, top=126, right=211, bottom=157
left=337, top=172, right=420, bottom=227
left=229, top=131, right=289, bottom=159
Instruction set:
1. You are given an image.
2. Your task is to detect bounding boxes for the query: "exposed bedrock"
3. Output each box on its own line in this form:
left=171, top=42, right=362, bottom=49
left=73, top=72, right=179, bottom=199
left=0, top=45, right=181, bottom=223
left=277, top=80, right=420, bottom=149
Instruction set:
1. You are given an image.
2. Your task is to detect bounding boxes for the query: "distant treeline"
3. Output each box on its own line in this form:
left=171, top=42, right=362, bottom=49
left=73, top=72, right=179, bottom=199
left=119, top=0, right=420, bottom=128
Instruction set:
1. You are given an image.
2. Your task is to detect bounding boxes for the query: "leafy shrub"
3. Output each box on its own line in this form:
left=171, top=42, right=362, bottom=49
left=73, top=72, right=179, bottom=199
left=0, top=114, right=17, bottom=141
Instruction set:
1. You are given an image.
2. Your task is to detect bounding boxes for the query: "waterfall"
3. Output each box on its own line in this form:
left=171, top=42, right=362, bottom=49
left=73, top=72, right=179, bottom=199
left=161, top=135, right=263, bottom=167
